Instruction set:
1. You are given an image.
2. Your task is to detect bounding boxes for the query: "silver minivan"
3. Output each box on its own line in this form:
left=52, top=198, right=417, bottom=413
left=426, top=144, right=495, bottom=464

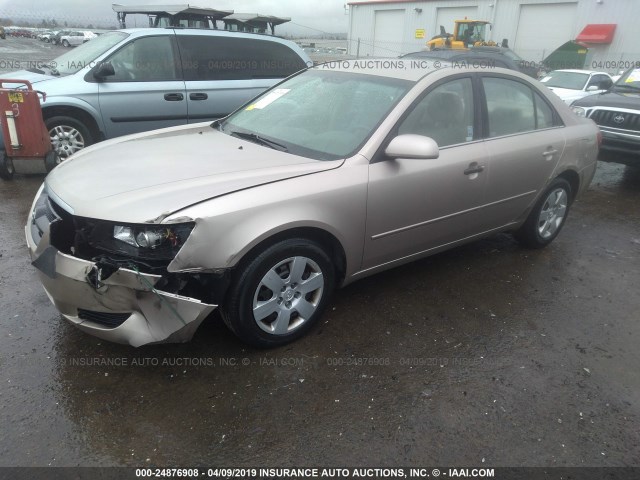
left=0, top=28, right=311, bottom=160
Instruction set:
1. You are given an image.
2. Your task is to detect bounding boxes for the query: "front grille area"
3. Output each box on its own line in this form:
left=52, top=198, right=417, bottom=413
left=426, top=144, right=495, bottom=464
left=77, top=309, right=132, bottom=328
left=30, top=190, right=183, bottom=274
left=589, top=109, right=640, bottom=132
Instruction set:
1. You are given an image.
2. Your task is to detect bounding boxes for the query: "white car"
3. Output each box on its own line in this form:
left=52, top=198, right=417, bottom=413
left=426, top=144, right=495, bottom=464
left=540, top=69, right=613, bottom=104
left=60, top=31, right=96, bottom=47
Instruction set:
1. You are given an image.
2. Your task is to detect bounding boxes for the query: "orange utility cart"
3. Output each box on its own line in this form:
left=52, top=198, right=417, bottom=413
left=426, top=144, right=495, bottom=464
left=0, top=79, right=58, bottom=180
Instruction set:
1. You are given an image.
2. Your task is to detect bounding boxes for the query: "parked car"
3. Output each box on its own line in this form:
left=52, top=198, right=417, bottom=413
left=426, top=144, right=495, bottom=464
left=540, top=69, right=613, bottom=104
left=24, top=63, right=599, bottom=347
left=0, top=28, right=311, bottom=160
left=38, top=30, right=57, bottom=42
left=402, top=46, right=541, bottom=78
left=51, top=30, right=74, bottom=45
left=0, top=27, right=5, bottom=40
left=572, top=67, right=640, bottom=163
left=59, top=30, right=97, bottom=47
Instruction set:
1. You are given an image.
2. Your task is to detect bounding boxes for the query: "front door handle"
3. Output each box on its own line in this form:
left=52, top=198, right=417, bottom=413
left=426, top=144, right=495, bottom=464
left=464, top=163, right=485, bottom=175
left=164, top=93, right=184, bottom=101
left=189, top=92, right=208, bottom=101
left=542, top=148, right=558, bottom=157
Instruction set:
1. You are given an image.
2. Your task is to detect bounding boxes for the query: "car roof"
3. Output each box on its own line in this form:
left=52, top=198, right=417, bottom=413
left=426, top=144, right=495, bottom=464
left=404, top=49, right=512, bottom=60
left=548, top=69, right=609, bottom=76
left=308, top=59, right=530, bottom=83
left=312, top=59, right=447, bottom=81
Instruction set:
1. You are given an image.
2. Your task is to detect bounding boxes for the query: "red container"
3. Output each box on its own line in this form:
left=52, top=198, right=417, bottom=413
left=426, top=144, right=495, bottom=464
left=0, top=79, right=55, bottom=180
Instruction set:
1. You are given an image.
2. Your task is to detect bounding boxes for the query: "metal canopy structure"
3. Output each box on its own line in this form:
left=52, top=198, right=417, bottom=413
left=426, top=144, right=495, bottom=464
left=112, top=4, right=233, bottom=29
left=222, top=13, right=291, bottom=35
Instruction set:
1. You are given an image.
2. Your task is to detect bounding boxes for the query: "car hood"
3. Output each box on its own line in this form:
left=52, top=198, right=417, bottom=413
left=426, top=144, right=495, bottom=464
left=547, top=87, right=589, bottom=104
left=572, top=89, right=640, bottom=108
left=46, top=124, right=344, bottom=223
left=0, top=70, right=58, bottom=86
left=547, top=86, right=580, bottom=97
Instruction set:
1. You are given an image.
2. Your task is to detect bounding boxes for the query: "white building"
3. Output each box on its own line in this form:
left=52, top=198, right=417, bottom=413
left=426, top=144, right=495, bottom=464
left=347, top=0, right=639, bottom=71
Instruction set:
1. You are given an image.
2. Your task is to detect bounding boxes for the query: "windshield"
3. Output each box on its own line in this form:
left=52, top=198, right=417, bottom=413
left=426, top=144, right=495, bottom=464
left=221, top=70, right=412, bottom=160
left=614, top=68, right=640, bottom=90
left=50, top=31, right=128, bottom=76
left=540, top=71, right=589, bottom=90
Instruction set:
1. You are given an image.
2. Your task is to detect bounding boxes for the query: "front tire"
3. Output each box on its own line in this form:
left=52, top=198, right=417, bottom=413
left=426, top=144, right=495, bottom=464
left=0, top=151, right=15, bottom=180
left=45, top=116, right=93, bottom=160
left=221, top=238, right=336, bottom=348
left=514, top=177, right=572, bottom=249
left=44, top=150, right=61, bottom=172
left=61, top=40, right=69, bottom=47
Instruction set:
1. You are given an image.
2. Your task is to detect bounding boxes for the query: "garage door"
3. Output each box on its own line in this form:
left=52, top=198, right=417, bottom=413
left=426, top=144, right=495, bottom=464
left=373, top=9, right=405, bottom=56
left=434, top=6, right=479, bottom=38
left=514, top=2, right=577, bottom=60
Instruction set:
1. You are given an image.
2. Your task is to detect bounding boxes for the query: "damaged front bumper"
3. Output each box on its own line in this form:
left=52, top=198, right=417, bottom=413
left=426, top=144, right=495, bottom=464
left=25, top=195, right=217, bottom=347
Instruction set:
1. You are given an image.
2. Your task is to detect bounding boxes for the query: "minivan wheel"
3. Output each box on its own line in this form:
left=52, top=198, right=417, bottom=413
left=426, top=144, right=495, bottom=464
left=514, top=177, right=572, bottom=249
left=45, top=116, right=93, bottom=159
left=0, top=151, right=15, bottom=180
left=221, top=238, right=335, bottom=348
left=61, top=40, right=70, bottom=47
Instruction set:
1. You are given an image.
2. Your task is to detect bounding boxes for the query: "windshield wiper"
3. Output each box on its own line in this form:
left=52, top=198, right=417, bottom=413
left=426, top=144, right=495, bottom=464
left=46, top=62, right=60, bottom=76
left=228, top=130, right=288, bottom=152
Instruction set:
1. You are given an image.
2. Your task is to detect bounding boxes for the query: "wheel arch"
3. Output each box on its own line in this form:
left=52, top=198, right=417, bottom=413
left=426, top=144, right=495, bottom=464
left=42, top=104, right=104, bottom=142
left=232, top=226, right=348, bottom=286
left=556, top=168, right=580, bottom=203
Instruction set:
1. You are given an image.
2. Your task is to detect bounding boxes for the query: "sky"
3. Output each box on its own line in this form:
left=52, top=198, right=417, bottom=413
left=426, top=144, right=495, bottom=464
left=0, top=0, right=350, bottom=34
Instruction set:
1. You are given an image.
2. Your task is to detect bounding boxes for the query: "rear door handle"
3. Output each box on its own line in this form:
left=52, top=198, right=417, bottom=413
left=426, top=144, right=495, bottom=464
left=189, top=92, right=208, bottom=101
left=464, top=163, right=485, bottom=175
left=164, top=93, right=184, bottom=101
left=542, top=148, right=558, bottom=157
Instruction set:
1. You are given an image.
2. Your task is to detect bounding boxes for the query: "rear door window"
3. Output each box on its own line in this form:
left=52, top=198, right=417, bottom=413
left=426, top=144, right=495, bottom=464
left=482, top=77, right=560, bottom=137
left=177, top=36, right=308, bottom=81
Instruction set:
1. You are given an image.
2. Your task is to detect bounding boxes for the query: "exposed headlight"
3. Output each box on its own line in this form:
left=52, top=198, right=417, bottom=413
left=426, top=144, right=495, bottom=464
left=113, top=224, right=193, bottom=250
left=571, top=106, right=587, bottom=117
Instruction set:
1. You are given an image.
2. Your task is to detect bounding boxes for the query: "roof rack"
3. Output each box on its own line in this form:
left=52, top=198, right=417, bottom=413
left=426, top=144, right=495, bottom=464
left=112, top=4, right=232, bottom=29
left=112, top=4, right=291, bottom=34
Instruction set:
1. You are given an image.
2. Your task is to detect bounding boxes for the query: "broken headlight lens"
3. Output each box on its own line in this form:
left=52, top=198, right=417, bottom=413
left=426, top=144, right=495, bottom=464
left=113, top=224, right=193, bottom=250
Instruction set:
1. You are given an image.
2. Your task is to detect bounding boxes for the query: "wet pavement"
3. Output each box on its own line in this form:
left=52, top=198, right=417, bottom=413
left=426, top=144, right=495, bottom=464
left=1, top=161, right=639, bottom=468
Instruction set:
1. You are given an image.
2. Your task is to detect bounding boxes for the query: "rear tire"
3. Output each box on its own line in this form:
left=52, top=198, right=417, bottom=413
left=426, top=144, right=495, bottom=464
left=514, top=177, right=572, bottom=249
left=221, top=238, right=335, bottom=348
left=0, top=151, right=15, bottom=180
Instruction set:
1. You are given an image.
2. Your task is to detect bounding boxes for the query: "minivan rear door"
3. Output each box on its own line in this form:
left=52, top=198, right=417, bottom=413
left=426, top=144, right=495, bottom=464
left=175, top=31, right=309, bottom=123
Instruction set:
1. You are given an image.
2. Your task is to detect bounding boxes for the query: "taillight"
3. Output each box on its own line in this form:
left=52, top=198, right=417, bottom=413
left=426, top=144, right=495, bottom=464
left=596, top=129, right=603, bottom=148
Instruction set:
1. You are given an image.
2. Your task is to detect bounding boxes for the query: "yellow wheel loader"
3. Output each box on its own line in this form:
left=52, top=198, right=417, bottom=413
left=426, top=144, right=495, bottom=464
left=426, top=20, right=497, bottom=50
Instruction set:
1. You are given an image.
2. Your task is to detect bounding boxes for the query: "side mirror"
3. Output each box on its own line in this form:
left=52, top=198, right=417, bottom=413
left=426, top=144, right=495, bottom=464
left=385, top=134, right=440, bottom=160
left=586, top=85, right=600, bottom=92
left=93, top=61, right=115, bottom=80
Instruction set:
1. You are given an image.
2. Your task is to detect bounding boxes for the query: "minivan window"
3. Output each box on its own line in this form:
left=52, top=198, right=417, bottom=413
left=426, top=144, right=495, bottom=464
left=105, top=36, right=180, bottom=82
left=177, top=36, right=309, bottom=81
left=51, top=31, right=128, bottom=76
